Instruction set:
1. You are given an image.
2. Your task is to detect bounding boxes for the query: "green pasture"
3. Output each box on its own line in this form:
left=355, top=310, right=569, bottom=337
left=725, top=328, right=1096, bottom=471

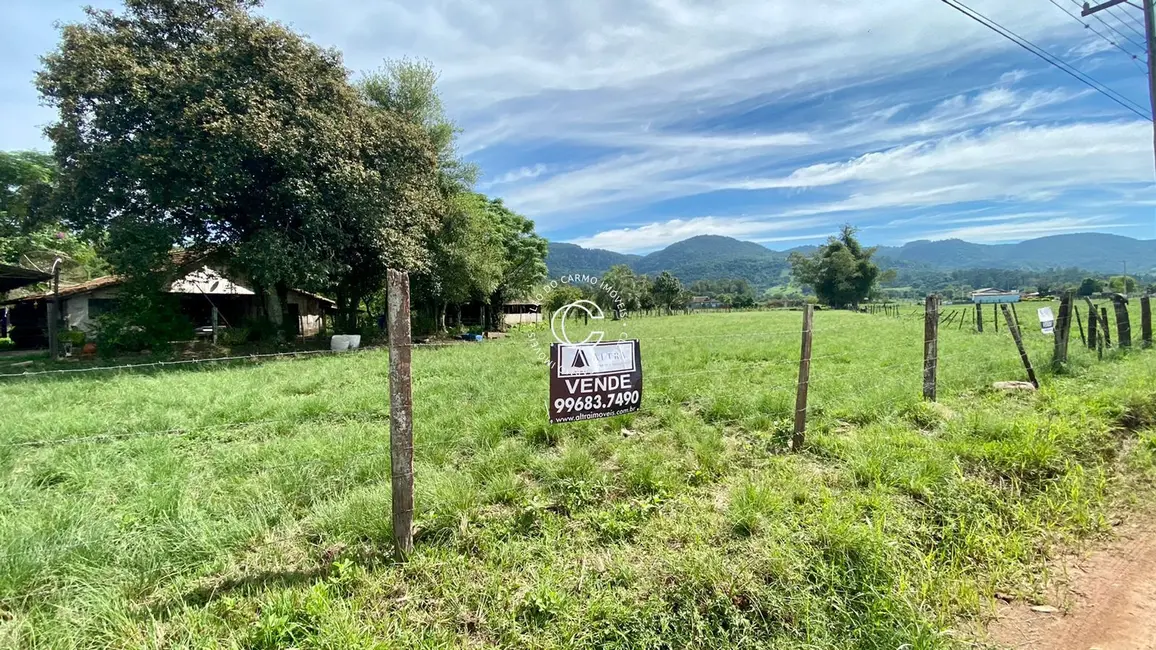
left=0, top=307, right=1153, bottom=648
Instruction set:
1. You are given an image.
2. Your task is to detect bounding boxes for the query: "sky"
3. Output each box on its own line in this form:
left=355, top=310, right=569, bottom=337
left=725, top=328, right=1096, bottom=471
left=3, top=0, right=1156, bottom=253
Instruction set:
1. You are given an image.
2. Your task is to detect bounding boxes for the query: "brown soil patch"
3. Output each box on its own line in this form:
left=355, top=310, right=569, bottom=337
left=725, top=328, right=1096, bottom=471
left=987, top=521, right=1156, bottom=649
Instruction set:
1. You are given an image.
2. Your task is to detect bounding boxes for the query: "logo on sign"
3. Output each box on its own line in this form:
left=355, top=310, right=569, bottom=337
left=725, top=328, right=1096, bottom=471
left=557, top=341, right=636, bottom=376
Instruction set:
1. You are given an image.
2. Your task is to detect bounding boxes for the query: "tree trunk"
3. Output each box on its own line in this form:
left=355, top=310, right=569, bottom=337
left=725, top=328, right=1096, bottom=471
left=438, top=301, right=448, bottom=333
left=265, top=289, right=284, bottom=330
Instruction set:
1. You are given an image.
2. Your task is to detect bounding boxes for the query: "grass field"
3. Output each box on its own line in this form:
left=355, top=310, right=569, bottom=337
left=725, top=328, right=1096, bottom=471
left=1, top=304, right=1154, bottom=648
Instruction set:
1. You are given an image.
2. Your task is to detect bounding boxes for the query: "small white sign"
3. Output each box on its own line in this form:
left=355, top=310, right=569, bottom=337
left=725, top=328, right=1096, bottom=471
left=1038, top=307, right=1055, bottom=335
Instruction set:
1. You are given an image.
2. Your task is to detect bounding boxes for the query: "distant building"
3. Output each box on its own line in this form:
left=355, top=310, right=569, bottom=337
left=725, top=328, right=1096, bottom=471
left=689, top=296, right=722, bottom=309
left=1, top=267, right=334, bottom=349
left=503, top=300, right=543, bottom=325
left=970, top=288, right=1021, bottom=304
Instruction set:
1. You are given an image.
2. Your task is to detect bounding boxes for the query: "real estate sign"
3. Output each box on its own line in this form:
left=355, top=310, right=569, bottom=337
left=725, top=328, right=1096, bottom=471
left=549, top=340, right=642, bottom=423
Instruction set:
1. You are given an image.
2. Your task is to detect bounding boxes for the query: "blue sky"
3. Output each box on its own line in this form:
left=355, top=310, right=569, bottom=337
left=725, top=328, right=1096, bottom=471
left=3, top=0, right=1156, bottom=253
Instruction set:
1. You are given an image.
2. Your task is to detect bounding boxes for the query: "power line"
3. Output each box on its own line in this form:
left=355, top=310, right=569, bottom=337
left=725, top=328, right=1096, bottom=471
left=1051, top=0, right=1149, bottom=72
left=1066, top=0, right=1151, bottom=52
left=940, top=0, right=1152, bottom=120
left=1105, top=3, right=1150, bottom=40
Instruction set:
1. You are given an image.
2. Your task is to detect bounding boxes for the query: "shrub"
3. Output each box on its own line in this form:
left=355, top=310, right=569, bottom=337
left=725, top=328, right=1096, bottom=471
left=0, top=337, right=13, bottom=351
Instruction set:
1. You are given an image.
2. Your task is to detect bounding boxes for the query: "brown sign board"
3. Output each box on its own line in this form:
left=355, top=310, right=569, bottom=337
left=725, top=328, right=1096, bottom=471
left=549, top=340, right=642, bottom=423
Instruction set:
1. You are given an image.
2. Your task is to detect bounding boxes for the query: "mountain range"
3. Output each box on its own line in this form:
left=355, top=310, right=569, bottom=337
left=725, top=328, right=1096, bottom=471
left=546, top=233, right=1156, bottom=288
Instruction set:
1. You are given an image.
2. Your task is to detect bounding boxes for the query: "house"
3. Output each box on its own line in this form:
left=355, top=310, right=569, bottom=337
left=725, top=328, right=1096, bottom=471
left=502, top=301, right=543, bottom=326
left=1, top=267, right=335, bottom=349
left=1, top=263, right=53, bottom=339
left=970, top=288, right=1021, bottom=304
left=689, top=296, right=722, bottom=310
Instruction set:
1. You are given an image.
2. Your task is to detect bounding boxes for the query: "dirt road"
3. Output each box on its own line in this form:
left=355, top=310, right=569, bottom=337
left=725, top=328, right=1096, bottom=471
left=988, top=522, right=1156, bottom=649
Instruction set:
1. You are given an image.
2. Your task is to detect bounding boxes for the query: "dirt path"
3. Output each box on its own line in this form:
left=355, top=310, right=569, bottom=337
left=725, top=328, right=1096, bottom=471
left=987, top=521, right=1156, bottom=649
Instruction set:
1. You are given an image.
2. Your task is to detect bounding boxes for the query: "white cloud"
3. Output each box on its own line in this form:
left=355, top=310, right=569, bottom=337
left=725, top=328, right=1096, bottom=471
left=736, top=120, right=1152, bottom=215
left=921, top=216, right=1134, bottom=242
left=485, top=164, right=549, bottom=186
left=493, top=82, right=1094, bottom=224
left=568, top=216, right=822, bottom=252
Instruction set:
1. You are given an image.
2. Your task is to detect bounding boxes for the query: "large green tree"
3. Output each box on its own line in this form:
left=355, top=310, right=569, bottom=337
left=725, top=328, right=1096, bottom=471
left=37, top=0, right=438, bottom=336
left=486, top=198, right=548, bottom=330
left=650, top=271, right=682, bottom=314
left=359, top=59, right=502, bottom=333
left=788, top=225, right=881, bottom=309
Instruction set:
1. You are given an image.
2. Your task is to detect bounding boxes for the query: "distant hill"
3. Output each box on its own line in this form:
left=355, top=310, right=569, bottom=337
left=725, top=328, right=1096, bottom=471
left=544, top=243, right=640, bottom=278
left=876, top=234, right=1156, bottom=273
left=546, top=232, right=1156, bottom=289
left=548, top=235, right=790, bottom=288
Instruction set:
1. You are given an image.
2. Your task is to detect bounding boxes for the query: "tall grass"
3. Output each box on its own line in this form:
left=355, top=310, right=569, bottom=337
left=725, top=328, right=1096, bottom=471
left=0, top=306, right=1152, bottom=647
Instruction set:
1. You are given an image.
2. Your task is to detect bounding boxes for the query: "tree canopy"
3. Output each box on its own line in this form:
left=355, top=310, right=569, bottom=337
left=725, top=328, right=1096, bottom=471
left=788, top=225, right=881, bottom=308
left=36, top=0, right=440, bottom=335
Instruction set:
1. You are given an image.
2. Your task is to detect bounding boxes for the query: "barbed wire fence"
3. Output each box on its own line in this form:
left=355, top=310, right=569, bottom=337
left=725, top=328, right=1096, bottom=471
left=0, top=280, right=1152, bottom=591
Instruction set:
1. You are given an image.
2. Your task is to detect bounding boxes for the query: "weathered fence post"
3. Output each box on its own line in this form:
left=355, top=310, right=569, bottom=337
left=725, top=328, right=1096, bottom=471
left=1101, top=307, right=1112, bottom=347
left=211, top=306, right=219, bottom=345
left=1112, top=295, right=1132, bottom=348
left=1053, top=292, right=1072, bottom=365
left=923, top=295, right=939, bottom=401
left=791, top=304, right=813, bottom=452
left=386, top=269, right=415, bottom=559
left=993, top=304, right=998, bottom=332
left=1001, top=304, right=1038, bottom=389
left=976, top=303, right=983, bottom=333
left=1142, top=295, right=1152, bottom=348
left=1088, top=306, right=1099, bottom=353
left=1074, top=305, right=1086, bottom=347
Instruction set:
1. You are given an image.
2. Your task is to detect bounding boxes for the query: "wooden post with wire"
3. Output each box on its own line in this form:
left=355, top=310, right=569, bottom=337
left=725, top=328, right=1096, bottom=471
left=976, top=302, right=983, bottom=333
left=791, top=304, right=813, bottom=452
left=1053, top=292, right=1073, bottom=365
left=386, top=269, right=415, bottom=559
left=924, top=295, right=939, bottom=402
left=1001, top=304, right=1038, bottom=389
left=211, top=306, right=219, bottom=345
left=1101, top=307, right=1112, bottom=347
left=1074, top=305, right=1086, bottom=347
left=1142, top=295, right=1152, bottom=348
left=1088, top=305, right=1099, bottom=353
left=1112, top=295, right=1132, bottom=348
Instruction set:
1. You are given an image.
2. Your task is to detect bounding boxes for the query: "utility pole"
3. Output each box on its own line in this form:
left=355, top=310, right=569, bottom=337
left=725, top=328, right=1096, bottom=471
left=1084, top=0, right=1156, bottom=186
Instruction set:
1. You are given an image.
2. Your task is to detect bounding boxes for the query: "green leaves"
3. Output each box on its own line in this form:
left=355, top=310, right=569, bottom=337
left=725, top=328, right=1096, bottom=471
left=789, top=225, right=881, bottom=308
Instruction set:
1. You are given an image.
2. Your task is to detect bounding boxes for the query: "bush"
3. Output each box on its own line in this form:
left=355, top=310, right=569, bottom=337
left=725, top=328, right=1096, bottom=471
left=0, top=337, right=13, bottom=351
left=93, top=291, right=193, bottom=354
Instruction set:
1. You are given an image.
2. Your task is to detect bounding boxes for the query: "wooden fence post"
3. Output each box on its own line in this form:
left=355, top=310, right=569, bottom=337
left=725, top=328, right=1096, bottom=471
left=1142, top=295, right=1152, bottom=348
left=1074, top=305, right=1086, bottom=347
left=993, top=304, right=998, bottom=332
left=976, top=303, right=983, bottom=333
left=1088, top=306, right=1098, bottom=353
left=1001, top=304, right=1038, bottom=389
left=1053, top=292, right=1072, bottom=366
left=791, top=304, right=813, bottom=452
left=924, top=295, right=939, bottom=401
left=386, top=269, right=415, bottom=559
left=211, top=306, right=219, bottom=345
left=1112, top=296, right=1132, bottom=348
left=1101, top=307, right=1112, bottom=347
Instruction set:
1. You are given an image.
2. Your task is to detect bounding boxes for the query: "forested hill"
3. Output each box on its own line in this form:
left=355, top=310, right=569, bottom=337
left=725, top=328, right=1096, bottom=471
left=546, top=232, right=1156, bottom=288
left=547, top=235, right=791, bottom=288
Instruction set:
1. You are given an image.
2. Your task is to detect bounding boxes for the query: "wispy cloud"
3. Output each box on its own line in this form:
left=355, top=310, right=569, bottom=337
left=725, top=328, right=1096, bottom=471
left=568, top=216, right=824, bottom=252
left=484, top=163, right=549, bottom=186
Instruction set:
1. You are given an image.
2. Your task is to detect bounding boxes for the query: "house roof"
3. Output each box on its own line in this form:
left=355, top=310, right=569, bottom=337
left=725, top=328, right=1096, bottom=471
left=0, top=263, right=53, bottom=294
left=2, top=269, right=336, bottom=307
